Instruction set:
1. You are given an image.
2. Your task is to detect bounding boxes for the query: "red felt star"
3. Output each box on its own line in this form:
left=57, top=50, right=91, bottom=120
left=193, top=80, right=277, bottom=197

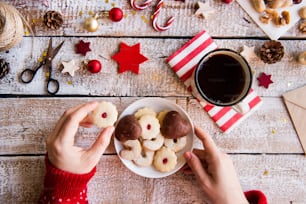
left=257, top=72, right=273, bottom=88
left=112, top=42, right=148, bottom=74
left=75, top=40, right=91, bottom=56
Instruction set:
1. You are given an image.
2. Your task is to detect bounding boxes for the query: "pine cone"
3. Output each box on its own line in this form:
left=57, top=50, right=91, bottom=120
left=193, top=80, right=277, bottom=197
left=0, top=59, right=9, bottom=79
left=259, top=40, right=284, bottom=64
left=43, top=11, right=63, bottom=30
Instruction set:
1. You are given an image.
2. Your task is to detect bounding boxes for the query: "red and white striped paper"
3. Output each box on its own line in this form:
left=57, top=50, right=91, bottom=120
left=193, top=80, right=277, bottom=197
left=167, top=30, right=262, bottom=133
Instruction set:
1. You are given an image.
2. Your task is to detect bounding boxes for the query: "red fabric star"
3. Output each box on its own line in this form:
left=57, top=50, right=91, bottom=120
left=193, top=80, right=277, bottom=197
left=257, top=72, right=273, bottom=88
left=75, top=40, right=91, bottom=56
left=112, top=42, right=148, bottom=74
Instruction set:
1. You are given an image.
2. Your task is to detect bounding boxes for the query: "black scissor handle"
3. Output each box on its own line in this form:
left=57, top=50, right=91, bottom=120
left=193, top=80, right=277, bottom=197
left=47, top=78, right=60, bottom=95
left=20, top=69, right=36, bottom=83
left=20, top=62, right=44, bottom=83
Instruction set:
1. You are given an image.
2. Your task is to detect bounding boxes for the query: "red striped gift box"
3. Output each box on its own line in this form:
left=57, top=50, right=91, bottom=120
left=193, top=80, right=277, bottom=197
left=167, top=30, right=262, bottom=133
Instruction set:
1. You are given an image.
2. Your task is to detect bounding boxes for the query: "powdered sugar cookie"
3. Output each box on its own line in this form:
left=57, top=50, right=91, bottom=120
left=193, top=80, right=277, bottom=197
left=134, top=107, right=156, bottom=119
left=120, top=140, right=141, bottom=161
left=92, top=101, right=118, bottom=128
left=143, top=133, right=164, bottom=151
left=153, top=147, right=177, bottom=172
left=164, top=136, right=187, bottom=152
left=133, top=150, right=155, bottom=167
left=139, top=114, right=160, bottom=140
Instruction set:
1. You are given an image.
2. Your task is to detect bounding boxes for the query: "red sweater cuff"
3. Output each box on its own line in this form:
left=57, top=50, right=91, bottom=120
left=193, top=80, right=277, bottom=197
left=39, top=156, right=96, bottom=203
left=244, top=190, right=268, bottom=204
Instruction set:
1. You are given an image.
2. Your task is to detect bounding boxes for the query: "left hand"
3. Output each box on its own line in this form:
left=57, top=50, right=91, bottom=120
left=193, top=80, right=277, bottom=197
left=46, top=101, right=115, bottom=174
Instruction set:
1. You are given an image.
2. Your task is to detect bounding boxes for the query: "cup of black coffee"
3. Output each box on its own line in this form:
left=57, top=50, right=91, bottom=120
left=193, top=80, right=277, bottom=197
left=192, top=49, right=252, bottom=113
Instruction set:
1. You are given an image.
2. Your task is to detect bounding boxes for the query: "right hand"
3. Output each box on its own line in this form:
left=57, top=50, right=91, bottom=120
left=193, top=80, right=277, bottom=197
left=184, top=126, right=249, bottom=204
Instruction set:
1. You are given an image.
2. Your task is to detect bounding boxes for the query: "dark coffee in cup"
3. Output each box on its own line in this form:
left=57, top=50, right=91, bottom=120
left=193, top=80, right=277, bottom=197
left=194, top=49, right=252, bottom=107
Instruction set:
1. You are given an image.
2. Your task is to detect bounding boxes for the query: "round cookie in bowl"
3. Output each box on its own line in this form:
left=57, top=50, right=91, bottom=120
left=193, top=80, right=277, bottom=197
left=114, top=98, right=194, bottom=178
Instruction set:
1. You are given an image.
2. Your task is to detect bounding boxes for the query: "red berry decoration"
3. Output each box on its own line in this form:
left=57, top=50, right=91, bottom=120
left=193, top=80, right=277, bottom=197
left=87, top=60, right=102, bottom=74
left=222, top=0, right=233, bottom=3
left=109, top=7, right=123, bottom=22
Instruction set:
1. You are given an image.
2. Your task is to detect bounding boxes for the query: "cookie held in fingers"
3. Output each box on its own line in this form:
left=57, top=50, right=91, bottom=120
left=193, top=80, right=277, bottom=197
left=161, top=111, right=192, bottom=139
left=91, top=101, right=118, bottom=128
left=115, top=115, right=142, bottom=142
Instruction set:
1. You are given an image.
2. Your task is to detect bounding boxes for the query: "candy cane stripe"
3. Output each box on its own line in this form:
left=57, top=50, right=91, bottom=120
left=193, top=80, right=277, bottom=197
left=130, top=0, right=153, bottom=10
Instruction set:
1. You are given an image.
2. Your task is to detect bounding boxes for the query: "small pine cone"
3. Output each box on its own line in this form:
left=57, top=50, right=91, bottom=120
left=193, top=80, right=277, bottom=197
left=0, top=59, right=9, bottom=79
left=259, top=40, right=284, bottom=64
left=43, top=11, right=63, bottom=30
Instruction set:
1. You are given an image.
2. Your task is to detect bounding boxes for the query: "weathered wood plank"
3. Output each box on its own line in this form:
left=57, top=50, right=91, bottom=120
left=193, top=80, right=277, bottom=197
left=0, top=155, right=305, bottom=203
left=4, top=0, right=305, bottom=38
left=0, top=97, right=303, bottom=154
left=0, top=37, right=305, bottom=96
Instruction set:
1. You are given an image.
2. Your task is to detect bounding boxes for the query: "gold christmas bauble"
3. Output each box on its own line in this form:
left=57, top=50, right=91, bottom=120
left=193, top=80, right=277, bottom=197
left=298, top=51, right=306, bottom=65
left=84, top=16, right=98, bottom=32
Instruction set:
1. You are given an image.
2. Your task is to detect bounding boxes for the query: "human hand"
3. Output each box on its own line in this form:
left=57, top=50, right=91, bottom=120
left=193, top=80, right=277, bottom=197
left=46, top=101, right=115, bottom=174
left=184, top=126, right=248, bottom=204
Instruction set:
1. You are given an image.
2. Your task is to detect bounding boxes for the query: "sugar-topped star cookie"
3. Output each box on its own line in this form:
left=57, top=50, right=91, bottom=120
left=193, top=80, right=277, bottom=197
left=62, top=59, right=80, bottom=77
left=240, top=45, right=257, bottom=62
left=195, top=1, right=215, bottom=19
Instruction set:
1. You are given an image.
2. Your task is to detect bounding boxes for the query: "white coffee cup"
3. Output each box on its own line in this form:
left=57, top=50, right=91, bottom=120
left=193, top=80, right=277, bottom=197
left=191, top=49, right=252, bottom=114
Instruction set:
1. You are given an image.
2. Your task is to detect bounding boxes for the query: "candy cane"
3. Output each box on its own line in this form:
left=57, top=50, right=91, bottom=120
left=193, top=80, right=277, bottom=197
left=152, top=0, right=175, bottom=32
left=130, top=0, right=153, bottom=10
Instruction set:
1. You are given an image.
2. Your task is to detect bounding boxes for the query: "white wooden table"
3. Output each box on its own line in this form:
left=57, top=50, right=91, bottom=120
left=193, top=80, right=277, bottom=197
left=0, top=1, right=305, bottom=203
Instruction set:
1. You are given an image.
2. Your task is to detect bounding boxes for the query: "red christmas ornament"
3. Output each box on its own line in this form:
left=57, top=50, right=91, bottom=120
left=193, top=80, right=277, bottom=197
left=87, top=60, right=102, bottom=74
left=109, top=7, right=123, bottom=22
left=75, top=40, right=91, bottom=56
left=222, top=0, right=233, bottom=3
left=112, top=42, right=148, bottom=74
left=257, top=72, right=273, bottom=89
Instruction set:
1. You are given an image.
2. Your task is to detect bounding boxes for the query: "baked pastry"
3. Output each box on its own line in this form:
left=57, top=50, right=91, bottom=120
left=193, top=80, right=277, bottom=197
left=153, top=147, right=177, bottom=172
left=133, top=150, right=155, bottom=167
left=143, top=133, right=164, bottom=151
left=164, top=136, right=187, bottom=152
left=120, top=140, right=142, bottom=161
left=160, top=111, right=192, bottom=139
left=139, top=114, right=160, bottom=140
left=91, top=101, right=118, bottom=128
left=134, top=107, right=156, bottom=119
left=115, top=115, right=142, bottom=142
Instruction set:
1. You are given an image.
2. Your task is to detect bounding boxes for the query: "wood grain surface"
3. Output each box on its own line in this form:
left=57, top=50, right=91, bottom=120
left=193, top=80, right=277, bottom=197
left=0, top=0, right=305, bottom=203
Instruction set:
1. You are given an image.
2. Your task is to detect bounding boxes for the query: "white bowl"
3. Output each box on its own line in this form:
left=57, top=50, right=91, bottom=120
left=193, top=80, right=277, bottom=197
left=114, top=97, right=194, bottom=178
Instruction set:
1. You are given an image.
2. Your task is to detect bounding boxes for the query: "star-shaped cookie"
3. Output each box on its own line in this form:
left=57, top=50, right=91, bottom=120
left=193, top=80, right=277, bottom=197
left=112, top=42, right=148, bottom=74
left=240, top=45, right=257, bottom=62
left=195, top=1, right=215, bottom=19
left=75, top=40, right=91, bottom=56
left=62, top=59, right=80, bottom=76
left=257, top=72, right=273, bottom=89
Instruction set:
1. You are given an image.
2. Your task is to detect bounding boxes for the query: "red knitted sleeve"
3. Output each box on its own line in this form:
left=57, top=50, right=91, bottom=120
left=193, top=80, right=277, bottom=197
left=244, top=190, right=268, bottom=204
left=39, top=157, right=96, bottom=204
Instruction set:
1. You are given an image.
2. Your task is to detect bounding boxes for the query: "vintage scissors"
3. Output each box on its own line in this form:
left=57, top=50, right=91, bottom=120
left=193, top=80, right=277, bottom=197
left=20, top=38, right=64, bottom=95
